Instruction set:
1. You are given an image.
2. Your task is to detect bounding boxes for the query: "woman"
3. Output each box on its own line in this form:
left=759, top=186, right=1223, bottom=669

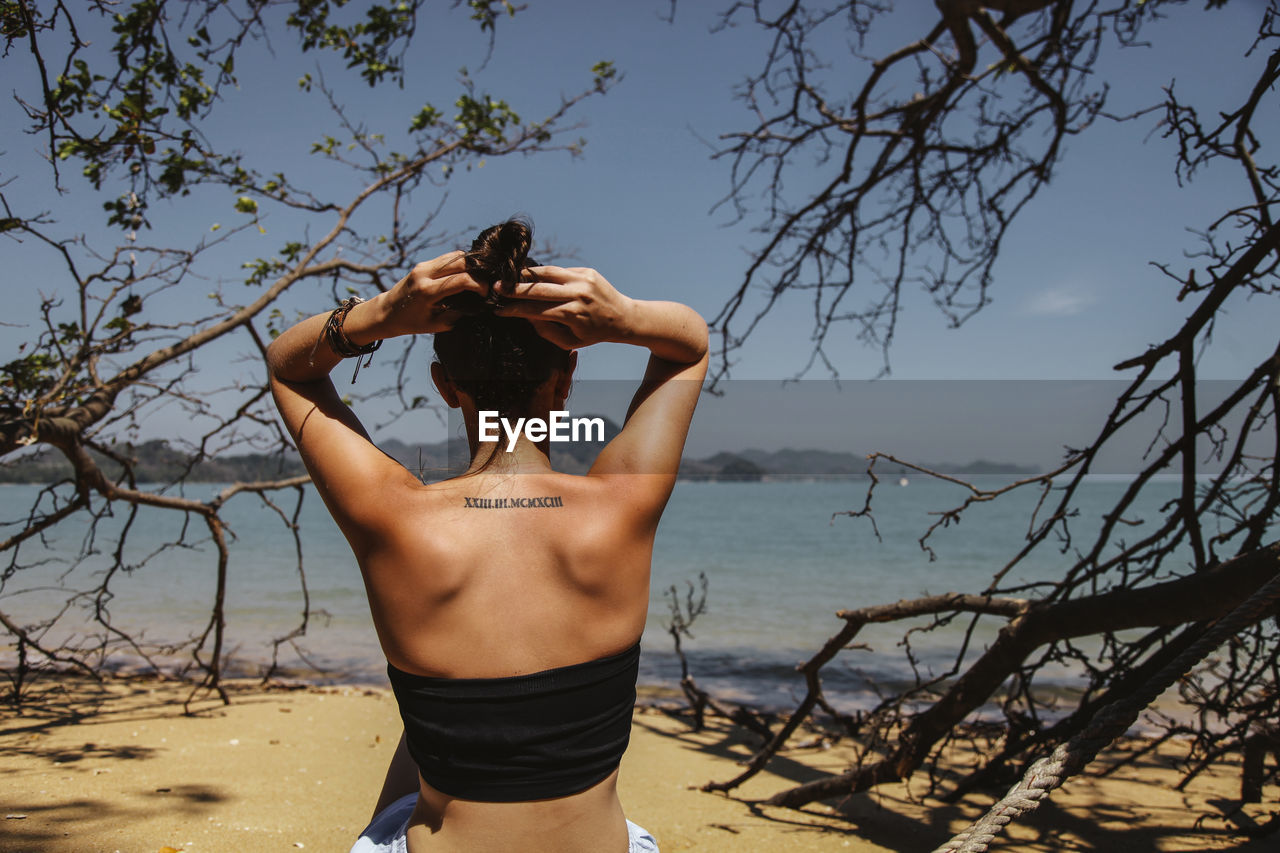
left=266, top=220, right=707, bottom=852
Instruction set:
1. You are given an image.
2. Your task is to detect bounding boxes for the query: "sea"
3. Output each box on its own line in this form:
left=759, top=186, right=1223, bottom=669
left=0, top=477, right=1201, bottom=713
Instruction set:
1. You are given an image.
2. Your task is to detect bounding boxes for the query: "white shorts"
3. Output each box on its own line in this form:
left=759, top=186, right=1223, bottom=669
left=350, top=793, right=659, bottom=852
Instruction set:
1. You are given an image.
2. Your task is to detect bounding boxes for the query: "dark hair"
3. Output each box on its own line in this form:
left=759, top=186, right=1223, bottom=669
left=433, top=219, right=571, bottom=418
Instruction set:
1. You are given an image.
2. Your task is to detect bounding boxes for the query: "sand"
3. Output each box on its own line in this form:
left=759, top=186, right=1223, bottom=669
left=1, top=677, right=1275, bottom=852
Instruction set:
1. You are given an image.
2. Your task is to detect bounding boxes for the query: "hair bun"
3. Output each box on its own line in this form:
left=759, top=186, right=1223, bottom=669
left=466, top=219, right=533, bottom=304
left=433, top=218, right=572, bottom=422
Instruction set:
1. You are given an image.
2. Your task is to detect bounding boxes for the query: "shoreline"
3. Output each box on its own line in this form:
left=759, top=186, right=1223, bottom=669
left=9, top=645, right=1198, bottom=733
left=3, top=674, right=1275, bottom=853
left=3, top=650, right=1204, bottom=743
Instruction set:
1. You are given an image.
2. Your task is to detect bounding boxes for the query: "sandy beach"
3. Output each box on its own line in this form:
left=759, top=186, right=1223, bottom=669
left=2, top=677, right=1275, bottom=853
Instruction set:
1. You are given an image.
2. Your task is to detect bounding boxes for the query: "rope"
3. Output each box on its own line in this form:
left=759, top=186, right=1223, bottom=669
left=934, top=568, right=1280, bottom=853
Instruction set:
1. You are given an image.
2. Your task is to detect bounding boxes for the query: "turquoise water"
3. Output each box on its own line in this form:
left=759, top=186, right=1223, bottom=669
left=0, top=477, right=1195, bottom=708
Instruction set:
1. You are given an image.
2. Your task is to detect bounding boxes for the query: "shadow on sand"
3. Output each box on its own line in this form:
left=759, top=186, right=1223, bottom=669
left=0, top=675, right=265, bottom=853
left=634, top=709, right=1278, bottom=852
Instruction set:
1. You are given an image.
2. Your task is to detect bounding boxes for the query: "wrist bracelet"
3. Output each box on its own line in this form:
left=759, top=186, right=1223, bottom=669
left=323, top=296, right=383, bottom=383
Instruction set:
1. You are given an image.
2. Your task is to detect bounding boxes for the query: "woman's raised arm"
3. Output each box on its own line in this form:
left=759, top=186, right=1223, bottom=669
left=265, top=252, right=484, bottom=538
left=496, top=266, right=708, bottom=508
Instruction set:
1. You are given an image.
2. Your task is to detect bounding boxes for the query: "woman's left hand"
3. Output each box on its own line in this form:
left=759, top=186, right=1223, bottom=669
left=494, top=265, right=635, bottom=349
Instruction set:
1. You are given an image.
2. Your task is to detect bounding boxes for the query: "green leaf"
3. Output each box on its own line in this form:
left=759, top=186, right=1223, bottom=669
left=409, top=103, right=440, bottom=132
left=591, top=61, right=617, bottom=87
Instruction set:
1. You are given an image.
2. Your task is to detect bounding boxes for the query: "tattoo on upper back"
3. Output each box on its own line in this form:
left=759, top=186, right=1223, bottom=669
left=463, top=496, right=564, bottom=509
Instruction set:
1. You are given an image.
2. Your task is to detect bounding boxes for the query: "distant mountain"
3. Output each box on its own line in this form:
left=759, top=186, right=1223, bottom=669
left=935, top=458, right=1040, bottom=477
left=737, top=447, right=868, bottom=477
left=0, top=439, right=305, bottom=485
left=734, top=448, right=1039, bottom=479
left=0, top=423, right=1037, bottom=484
left=680, top=452, right=766, bottom=481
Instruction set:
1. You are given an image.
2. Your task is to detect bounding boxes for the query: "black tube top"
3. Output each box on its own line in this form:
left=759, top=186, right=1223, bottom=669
left=386, top=642, right=640, bottom=802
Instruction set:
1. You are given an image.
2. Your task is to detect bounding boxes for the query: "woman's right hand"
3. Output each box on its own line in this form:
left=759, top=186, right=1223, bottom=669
left=378, top=251, right=488, bottom=338
left=494, top=265, right=636, bottom=350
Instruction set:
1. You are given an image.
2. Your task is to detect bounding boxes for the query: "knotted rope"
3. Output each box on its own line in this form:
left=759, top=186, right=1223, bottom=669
left=934, top=568, right=1280, bottom=853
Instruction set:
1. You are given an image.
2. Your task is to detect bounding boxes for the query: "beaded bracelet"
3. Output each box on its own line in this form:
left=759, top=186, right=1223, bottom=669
left=323, top=296, right=382, bottom=383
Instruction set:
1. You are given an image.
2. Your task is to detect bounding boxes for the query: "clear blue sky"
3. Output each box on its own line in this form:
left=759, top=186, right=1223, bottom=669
left=4, top=1, right=1275, bottom=455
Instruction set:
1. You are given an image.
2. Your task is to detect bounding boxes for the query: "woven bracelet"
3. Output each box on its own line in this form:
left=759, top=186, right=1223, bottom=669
left=324, top=296, right=382, bottom=383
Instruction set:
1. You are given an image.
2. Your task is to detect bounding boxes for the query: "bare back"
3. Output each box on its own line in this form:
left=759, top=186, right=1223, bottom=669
left=359, top=469, right=658, bottom=679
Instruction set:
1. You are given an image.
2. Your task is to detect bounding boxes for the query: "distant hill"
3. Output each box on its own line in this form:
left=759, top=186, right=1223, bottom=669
left=0, top=422, right=1037, bottom=484
left=0, top=439, right=306, bottom=485
left=736, top=448, right=1039, bottom=479
left=680, top=452, right=766, bottom=481
left=737, top=447, right=868, bottom=477
left=936, top=458, right=1040, bottom=476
